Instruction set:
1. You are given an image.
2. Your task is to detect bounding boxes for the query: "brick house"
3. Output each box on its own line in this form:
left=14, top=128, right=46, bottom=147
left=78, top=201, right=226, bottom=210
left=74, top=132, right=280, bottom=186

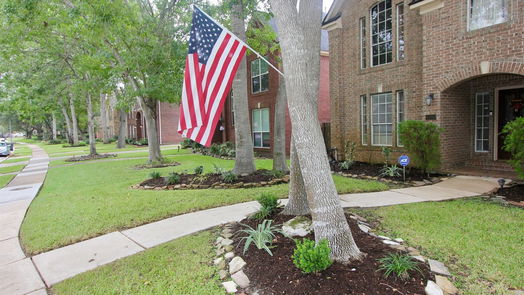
left=323, top=0, right=524, bottom=172
left=215, top=30, right=331, bottom=155
left=126, top=102, right=184, bottom=145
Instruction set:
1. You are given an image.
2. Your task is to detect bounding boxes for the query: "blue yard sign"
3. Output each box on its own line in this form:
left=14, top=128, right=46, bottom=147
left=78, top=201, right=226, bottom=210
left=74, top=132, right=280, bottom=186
left=398, top=155, right=410, bottom=167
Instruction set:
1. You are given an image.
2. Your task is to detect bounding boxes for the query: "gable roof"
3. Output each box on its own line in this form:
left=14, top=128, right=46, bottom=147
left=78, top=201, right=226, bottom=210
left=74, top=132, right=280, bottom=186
left=322, top=0, right=345, bottom=25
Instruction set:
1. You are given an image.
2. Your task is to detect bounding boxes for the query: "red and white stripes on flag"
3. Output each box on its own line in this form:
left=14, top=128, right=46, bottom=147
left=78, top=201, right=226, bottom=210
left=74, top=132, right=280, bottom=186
left=178, top=6, right=247, bottom=147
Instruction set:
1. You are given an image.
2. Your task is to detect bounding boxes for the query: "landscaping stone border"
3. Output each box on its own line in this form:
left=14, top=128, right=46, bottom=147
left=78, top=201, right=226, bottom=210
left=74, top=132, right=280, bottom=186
left=334, top=171, right=446, bottom=188
left=132, top=175, right=290, bottom=191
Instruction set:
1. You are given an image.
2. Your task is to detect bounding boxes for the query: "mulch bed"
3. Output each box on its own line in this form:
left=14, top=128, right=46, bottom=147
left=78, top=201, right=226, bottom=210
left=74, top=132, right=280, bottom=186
left=133, top=162, right=181, bottom=169
left=233, top=213, right=432, bottom=295
left=65, top=153, right=117, bottom=162
left=331, top=161, right=446, bottom=182
left=136, top=169, right=289, bottom=190
left=494, top=183, right=524, bottom=207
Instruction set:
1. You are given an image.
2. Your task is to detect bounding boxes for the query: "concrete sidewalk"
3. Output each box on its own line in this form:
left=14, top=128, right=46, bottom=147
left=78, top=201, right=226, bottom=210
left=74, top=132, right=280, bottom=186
left=0, top=144, right=49, bottom=295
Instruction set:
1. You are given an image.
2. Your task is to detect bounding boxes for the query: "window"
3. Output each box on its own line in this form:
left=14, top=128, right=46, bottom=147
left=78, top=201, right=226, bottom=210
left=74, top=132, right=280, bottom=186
left=252, top=108, right=270, bottom=148
left=396, top=3, right=405, bottom=61
left=469, top=0, right=508, bottom=31
left=251, top=58, right=269, bottom=94
left=359, top=17, right=367, bottom=69
left=370, top=0, right=392, bottom=67
left=396, top=90, right=405, bottom=146
left=361, top=95, right=368, bottom=145
left=371, top=93, right=393, bottom=146
left=475, top=92, right=490, bottom=152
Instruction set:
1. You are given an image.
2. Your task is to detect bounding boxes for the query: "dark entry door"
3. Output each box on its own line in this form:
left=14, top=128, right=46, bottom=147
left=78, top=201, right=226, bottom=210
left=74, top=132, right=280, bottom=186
left=498, top=88, right=524, bottom=159
left=136, top=112, right=143, bottom=140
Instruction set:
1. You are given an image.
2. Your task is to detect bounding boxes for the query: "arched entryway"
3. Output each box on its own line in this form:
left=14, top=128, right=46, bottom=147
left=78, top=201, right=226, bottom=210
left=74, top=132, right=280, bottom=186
left=136, top=112, right=143, bottom=140
left=439, top=73, right=524, bottom=171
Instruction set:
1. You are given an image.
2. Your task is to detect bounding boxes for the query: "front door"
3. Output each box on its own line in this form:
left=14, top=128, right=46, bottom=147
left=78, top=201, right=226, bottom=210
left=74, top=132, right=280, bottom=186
left=498, top=88, right=524, bottom=159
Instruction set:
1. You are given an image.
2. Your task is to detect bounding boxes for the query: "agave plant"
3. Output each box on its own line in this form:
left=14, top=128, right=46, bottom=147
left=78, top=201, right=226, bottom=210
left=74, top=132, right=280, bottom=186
left=238, top=220, right=281, bottom=256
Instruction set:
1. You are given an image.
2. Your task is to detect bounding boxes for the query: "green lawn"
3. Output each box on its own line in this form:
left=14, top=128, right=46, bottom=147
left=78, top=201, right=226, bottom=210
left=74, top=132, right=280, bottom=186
left=0, top=174, right=15, bottom=188
left=0, top=164, right=26, bottom=174
left=1, top=157, right=30, bottom=164
left=355, top=198, right=524, bottom=295
left=21, top=154, right=387, bottom=255
left=10, top=145, right=32, bottom=157
left=52, top=231, right=224, bottom=295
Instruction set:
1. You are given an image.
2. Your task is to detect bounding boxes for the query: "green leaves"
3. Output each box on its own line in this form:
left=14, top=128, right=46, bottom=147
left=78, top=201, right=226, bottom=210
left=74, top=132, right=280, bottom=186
left=502, top=117, right=524, bottom=180
left=292, top=238, right=332, bottom=274
left=377, top=253, right=422, bottom=280
left=238, top=219, right=280, bottom=256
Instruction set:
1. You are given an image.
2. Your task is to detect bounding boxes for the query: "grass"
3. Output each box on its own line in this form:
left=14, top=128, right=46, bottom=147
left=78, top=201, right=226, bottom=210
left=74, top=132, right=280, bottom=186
left=1, top=157, right=30, bottom=164
left=21, top=154, right=387, bottom=255
left=52, top=231, right=224, bottom=295
left=0, top=164, right=26, bottom=174
left=355, top=198, right=524, bottom=294
left=10, top=145, right=32, bottom=157
left=0, top=174, right=15, bottom=188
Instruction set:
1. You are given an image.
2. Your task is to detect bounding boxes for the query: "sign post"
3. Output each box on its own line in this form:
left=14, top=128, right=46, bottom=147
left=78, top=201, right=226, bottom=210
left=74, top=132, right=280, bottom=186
left=398, top=155, right=410, bottom=182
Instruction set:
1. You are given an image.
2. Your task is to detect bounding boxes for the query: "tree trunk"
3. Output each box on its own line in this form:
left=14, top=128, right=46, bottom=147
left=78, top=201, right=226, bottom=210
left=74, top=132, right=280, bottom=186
left=137, top=96, right=162, bottom=163
left=231, top=0, right=256, bottom=175
left=59, top=98, right=73, bottom=144
left=51, top=113, right=57, bottom=141
left=282, top=139, right=309, bottom=215
left=100, top=93, right=110, bottom=144
left=69, top=93, right=79, bottom=146
left=85, top=91, right=97, bottom=155
left=272, top=77, right=289, bottom=172
left=117, top=109, right=127, bottom=149
left=270, top=0, right=362, bottom=263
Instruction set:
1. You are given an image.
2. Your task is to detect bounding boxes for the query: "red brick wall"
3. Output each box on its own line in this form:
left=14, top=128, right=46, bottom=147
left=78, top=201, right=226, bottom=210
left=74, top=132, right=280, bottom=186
left=158, top=102, right=184, bottom=144
left=318, top=54, right=331, bottom=124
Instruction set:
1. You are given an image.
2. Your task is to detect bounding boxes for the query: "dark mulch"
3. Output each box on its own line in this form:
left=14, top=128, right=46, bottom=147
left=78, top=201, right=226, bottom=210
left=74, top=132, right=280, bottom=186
left=233, top=213, right=432, bottom=295
left=65, top=153, right=116, bottom=162
left=331, top=161, right=446, bottom=182
left=496, top=183, right=524, bottom=203
left=139, top=169, right=286, bottom=187
left=133, top=162, right=181, bottom=170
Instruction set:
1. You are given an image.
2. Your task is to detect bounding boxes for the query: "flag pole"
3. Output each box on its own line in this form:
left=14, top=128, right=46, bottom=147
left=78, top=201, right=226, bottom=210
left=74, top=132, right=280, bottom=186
left=191, top=4, right=285, bottom=77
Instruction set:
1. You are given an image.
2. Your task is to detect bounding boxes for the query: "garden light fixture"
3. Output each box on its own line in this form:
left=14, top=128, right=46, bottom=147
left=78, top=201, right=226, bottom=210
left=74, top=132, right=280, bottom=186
left=425, top=94, right=434, bottom=106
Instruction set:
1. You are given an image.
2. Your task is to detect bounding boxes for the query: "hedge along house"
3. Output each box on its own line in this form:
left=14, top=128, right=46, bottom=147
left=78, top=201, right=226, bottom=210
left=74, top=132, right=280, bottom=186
left=323, top=0, right=524, bottom=173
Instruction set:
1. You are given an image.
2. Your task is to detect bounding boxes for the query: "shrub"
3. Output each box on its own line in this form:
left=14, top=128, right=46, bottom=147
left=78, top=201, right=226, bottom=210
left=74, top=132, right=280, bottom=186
left=180, top=138, right=193, bottom=149
left=264, top=169, right=284, bottom=179
left=166, top=173, right=180, bottom=185
left=343, top=140, right=357, bottom=163
left=212, top=164, right=225, bottom=174
left=292, top=238, right=332, bottom=274
left=209, top=143, right=221, bottom=156
left=382, top=146, right=392, bottom=166
left=137, top=138, right=148, bottom=146
left=48, top=139, right=64, bottom=145
left=380, top=165, right=402, bottom=177
left=238, top=220, right=280, bottom=256
left=503, top=117, right=524, bottom=180
left=377, top=253, right=422, bottom=280
left=221, top=171, right=237, bottom=183
left=398, top=120, right=442, bottom=174
left=338, top=160, right=353, bottom=170
left=149, top=171, right=161, bottom=179
left=193, top=165, right=204, bottom=175
left=252, top=193, right=280, bottom=220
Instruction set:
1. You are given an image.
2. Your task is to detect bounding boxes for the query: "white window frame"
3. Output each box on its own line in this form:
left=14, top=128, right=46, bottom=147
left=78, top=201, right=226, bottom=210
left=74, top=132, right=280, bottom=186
left=252, top=108, right=270, bottom=148
left=370, top=0, right=393, bottom=67
left=475, top=92, right=490, bottom=152
left=371, top=92, right=393, bottom=146
left=251, top=58, right=269, bottom=94
left=396, top=3, right=405, bottom=61
left=361, top=95, right=368, bottom=145
left=467, top=0, right=509, bottom=31
left=396, top=90, right=405, bottom=147
left=359, top=17, right=367, bottom=69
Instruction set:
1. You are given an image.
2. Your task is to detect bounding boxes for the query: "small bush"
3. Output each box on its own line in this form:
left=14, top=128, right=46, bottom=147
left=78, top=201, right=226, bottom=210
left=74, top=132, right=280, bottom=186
left=252, top=193, right=280, bottom=220
left=48, top=139, right=64, bottom=145
left=137, top=138, right=148, bottom=146
left=193, top=165, right=204, bottom=175
left=264, top=169, right=284, bottom=179
left=292, top=238, right=333, bottom=274
left=238, top=220, right=280, bottom=256
left=221, top=171, right=237, bottom=183
left=382, top=146, right=392, bottom=166
left=377, top=253, right=421, bottom=280
left=343, top=140, right=357, bottom=163
left=398, top=120, right=442, bottom=174
left=149, top=171, right=161, bottom=179
left=380, top=165, right=402, bottom=177
left=167, top=173, right=180, bottom=185
left=339, top=160, right=353, bottom=170
left=503, top=117, right=524, bottom=180
left=180, top=138, right=193, bottom=149
left=212, top=164, right=225, bottom=174
left=210, top=144, right=221, bottom=156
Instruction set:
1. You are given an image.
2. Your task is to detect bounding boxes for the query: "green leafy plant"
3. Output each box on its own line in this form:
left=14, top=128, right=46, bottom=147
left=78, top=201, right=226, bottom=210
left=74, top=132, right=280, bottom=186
left=180, top=138, right=193, bottom=149
left=212, top=163, right=225, bottom=174
left=380, top=165, right=402, bottom=177
left=292, top=238, right=333, bottom=274
left=377, top=253, right=422, bottom=280
left=382, top=146, right=392, bottom=166
left=209, top=144, right=221, bottom=156
left=344, top=140, right=357, bottom=163
left=398, top=120, right=442, bottom=174
left=503, top=117, right=524, bottom=180
left=264, top=169, right=284, bottom=179
left=238, top=220, right=280, bottom=256
left=166, top=172, right=180, bottom=185
left=221, top=171, right=237, bottom=183
left=149, top=171, right=161, bottom=179
left=193, top=165, right=204, bottom=175
left=252, top=193, right=280, bottom=220
left=339, top=160, right=353, bottom=170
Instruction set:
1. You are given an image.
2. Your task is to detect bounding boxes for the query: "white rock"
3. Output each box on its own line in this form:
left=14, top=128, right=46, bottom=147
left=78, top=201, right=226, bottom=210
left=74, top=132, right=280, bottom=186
left=435, top=275, right=458, bottom=295
left=428, top=259, right=451, bottom=276
left=412, top=255, right=426, bottom=263
left=214, top=257, right=224, bottom=265
left=282, top=216, right=312, bottom=237
left=378, top=235, right=391, bottom=240
left=221, top=238, right=234, bottom=246
left=229, top=256, right=246, bottom=274
left=425, top=280, right=444, bottom=295
left=231, top=270, right=250, bottom=288
left=219, top=270, right=228, bottom=280
left=394, top=238, right=404, bottom=243
left=216, top=237, right=224, bottom=244
left=382, top=240, right=400, bottom=246
left=358, top=224, right=370, bottom=233
left=222, top=281, right=238, bottom=293
left=224, top=252, right=235, bottom=260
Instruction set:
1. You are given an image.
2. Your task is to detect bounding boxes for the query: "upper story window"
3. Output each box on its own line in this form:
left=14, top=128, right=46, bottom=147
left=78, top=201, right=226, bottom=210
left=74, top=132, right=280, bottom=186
left=396, top=3, right=405, bottom=61
left=251, top=58, right=269, bottom=94
left=469, top=0, right=508, bottom=31
left=370, top=0, right=393, bottom=67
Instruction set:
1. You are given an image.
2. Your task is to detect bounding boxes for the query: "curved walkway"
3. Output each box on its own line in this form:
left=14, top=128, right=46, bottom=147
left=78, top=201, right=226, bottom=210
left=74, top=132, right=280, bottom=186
left=0, top=146, right=502, bottom=294
left=0, top=144, right=48, bottom=295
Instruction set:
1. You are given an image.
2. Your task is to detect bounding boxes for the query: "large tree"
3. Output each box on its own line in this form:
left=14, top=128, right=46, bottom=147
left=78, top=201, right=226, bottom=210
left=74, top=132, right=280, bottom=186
left=269, top=0, right=362, bottom=262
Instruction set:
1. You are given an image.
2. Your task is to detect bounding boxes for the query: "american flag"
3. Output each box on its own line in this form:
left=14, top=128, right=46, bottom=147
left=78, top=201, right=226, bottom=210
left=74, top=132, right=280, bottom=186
left=178, top=6, right=247, bottom=147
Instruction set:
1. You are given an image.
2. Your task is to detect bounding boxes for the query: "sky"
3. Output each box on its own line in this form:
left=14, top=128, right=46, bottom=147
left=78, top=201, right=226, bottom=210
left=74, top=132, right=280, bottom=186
left=206, top=0, right=335, bottom=12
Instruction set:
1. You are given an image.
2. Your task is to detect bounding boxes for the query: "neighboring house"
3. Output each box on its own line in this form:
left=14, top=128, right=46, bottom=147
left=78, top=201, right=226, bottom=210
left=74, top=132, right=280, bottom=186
left=323, top=0, right=524, bottom=171
left=126, top=102, right=184, bottom=145
left=215, top=29, right=331, bottom=155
